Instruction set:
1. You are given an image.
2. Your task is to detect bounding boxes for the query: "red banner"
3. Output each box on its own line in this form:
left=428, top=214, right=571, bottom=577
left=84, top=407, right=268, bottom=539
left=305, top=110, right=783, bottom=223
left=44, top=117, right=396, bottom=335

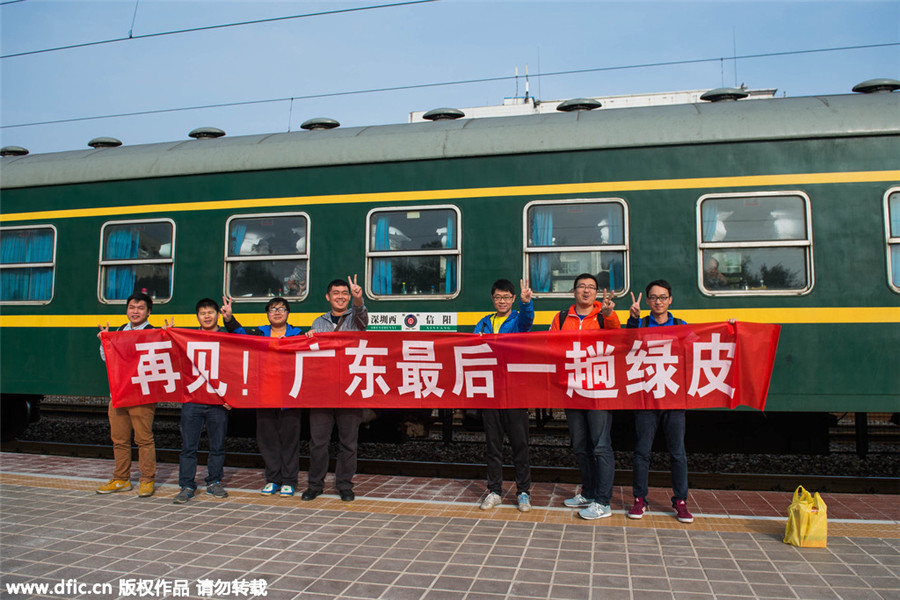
left=101, top=322, right=780, bottom=411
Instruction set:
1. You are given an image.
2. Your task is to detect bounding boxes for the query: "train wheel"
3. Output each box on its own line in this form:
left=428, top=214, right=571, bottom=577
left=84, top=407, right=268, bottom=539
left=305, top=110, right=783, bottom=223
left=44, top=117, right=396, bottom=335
left=0, top=394, right=39, bottom=441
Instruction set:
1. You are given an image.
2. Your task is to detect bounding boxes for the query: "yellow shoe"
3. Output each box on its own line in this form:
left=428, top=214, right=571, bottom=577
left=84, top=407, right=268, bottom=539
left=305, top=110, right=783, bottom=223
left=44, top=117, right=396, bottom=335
left=138, top=481, right=155, bottom=498
left=97, top=479, right=132, bottom=494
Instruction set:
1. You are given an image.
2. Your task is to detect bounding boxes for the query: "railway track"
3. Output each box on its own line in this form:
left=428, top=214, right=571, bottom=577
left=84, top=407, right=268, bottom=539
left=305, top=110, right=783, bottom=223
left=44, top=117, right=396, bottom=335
left=2, top=438, right=896, bottom=495
left=35, top=403, right=900, bottom=448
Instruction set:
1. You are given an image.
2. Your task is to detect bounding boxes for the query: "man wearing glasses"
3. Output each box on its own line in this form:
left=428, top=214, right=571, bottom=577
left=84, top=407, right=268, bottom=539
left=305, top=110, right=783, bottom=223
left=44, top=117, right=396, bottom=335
left=473, top=279, right=534, bottom=512
left=302, top=275, right=369, bottom=502
left=222, top=296, right=305, bottom=497
left=550, top=273, right=620, bottom=520
left=626, top=279, right=694, bottom=523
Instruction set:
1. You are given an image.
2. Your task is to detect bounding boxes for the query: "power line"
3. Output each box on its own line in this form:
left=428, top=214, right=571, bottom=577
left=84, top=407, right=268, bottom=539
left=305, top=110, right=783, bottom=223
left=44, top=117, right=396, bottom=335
left=0, top=0, right=438, bottom=59
left=2, top=41, right=898, bottom=130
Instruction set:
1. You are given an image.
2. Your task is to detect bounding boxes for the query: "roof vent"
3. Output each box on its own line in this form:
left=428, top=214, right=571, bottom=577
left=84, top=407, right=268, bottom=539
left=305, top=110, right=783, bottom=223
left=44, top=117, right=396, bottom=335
left=0, top=146, right=29, bottom=157
left=88, top=137, right=123, bottom=148
left=852, top=78, right=900, bottom=94
left=700, top=88, right=749, bottom=102
left=300, top=117, right=341, bottom=130
left=556, top=97, right=602, bottom=112
left=422, top=107, right=465, bottom=121
left=189, top=127, right=226, bottom=139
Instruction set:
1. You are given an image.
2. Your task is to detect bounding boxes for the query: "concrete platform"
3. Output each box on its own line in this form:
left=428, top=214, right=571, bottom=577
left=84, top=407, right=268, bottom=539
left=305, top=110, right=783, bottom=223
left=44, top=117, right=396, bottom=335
left=1, top=452, right=898, bottom=599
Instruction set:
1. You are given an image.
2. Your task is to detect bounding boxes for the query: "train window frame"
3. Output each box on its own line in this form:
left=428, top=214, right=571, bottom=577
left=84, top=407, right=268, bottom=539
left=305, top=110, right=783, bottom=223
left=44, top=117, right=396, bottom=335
left=885, top=187, right=900, bottom=294
left=696, top=191, right=814, bottom=296
left=365, top=205, right=462, bottom=300
left=522, top=198, right=630, bottom=298
left=224, top=212, right=311, bottom=303
left=98, top=218, right=176, bottom=305
left=0, top=224, right=58, bottom=305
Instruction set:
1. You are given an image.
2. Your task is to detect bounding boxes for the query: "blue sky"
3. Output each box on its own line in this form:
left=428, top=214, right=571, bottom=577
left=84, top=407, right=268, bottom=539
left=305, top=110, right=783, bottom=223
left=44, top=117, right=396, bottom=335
left=1, top=0, right=897, bottom=154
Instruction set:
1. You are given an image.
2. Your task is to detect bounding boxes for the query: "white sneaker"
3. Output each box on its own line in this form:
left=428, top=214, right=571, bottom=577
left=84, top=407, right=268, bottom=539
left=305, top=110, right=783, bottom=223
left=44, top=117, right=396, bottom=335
left=517, top=492, right=532, bottom=513
left=480, top=492, right=501, bottom=510
left=260, top=483, right=277, bottom=496
left=578, top=502, right=612, bottom=520
left=563, top=493, right=594, bottom=508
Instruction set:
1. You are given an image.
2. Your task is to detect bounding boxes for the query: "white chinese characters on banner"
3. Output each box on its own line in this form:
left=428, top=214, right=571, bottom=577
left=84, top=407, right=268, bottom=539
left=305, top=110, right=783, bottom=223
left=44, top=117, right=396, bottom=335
left=565, top=341, right=617, bottom=399
left=452, top=343, right=498, bottom=398
left=625, top=339, right=680, bottom=398
left=131, top=341, right=180, bottom=394
left=688, top=333, right=736, bottom=398
left=185, top=341, right=227, bottom=396
left=345, top=340, right=390, bottom=398
left=397, top=340, right=445, bottom=398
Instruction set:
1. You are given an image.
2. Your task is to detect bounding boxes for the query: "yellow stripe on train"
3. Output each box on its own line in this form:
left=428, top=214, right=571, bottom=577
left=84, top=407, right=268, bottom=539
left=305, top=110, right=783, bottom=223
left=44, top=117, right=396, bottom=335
left=2, top=307, right=899, bottom=328
left=2, top=170, right=899, bottom=223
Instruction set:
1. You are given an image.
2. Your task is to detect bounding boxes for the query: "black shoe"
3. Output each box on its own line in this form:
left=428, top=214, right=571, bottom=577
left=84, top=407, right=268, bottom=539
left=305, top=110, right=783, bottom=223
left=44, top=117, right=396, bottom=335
left=301, top=489, right=321, bottom=501
left=339, top=489, right=355, bottom=502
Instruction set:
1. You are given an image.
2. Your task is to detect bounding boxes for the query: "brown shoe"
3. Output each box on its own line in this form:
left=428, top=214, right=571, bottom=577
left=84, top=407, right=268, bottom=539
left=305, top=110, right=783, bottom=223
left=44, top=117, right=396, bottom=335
left=138, top=481, right=155, bottom=498
left=96, top=479, right=132, bottom=494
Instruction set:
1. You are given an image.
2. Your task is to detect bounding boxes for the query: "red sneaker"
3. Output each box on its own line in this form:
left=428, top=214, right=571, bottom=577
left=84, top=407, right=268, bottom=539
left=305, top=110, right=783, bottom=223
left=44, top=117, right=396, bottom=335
left=673, top=499, right=694, bottom=523
left=627, top=497, right=648, bottom=519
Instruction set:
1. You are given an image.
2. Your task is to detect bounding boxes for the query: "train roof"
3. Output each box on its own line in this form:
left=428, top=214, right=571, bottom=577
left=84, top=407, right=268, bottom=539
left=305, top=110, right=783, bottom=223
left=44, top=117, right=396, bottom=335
left=1, top=92, right=898, bottom=190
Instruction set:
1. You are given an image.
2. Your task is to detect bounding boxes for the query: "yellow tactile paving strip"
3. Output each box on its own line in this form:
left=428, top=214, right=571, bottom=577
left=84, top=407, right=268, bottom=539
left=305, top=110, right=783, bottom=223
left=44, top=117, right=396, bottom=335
left=4, top=472, right=898, bottom=540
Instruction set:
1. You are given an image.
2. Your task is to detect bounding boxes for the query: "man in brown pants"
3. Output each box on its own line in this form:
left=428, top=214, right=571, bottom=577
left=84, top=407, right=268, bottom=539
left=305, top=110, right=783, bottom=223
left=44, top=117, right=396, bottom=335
left=96, top=292, right=157, bottom=497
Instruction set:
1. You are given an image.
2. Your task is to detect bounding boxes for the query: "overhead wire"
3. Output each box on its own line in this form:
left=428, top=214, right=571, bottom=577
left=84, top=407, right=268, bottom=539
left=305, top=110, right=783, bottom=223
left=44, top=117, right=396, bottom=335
left=2, top=42, right=897, bottom=131
left=0, top=0, right=438, bottom=59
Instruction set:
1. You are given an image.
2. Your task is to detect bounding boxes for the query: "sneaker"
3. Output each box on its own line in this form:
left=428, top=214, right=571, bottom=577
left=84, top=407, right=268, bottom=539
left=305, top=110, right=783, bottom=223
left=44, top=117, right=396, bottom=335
left=138, top=481, right=155, bottom=498
left=96, top=479, right=131, bottom=494
left=480, top=492, right=501, bottom=510
left=206, top=483, right=228, bottom=498
left=260, top=483, right=278, bottom=496
left=280, top=485, right=295, bottom=497
left=673, top=500, right=694, bottom=523
left=563, top=493, right=593, bottom=508
left=301, top=489, right=322, bottom=501
left=578, top=502, right=612, bottom=520
left=517, top=492, right=532, bottom=513
left=173, top=488, right=195, bottom=504
left=628, top=497, right=648, bottom=520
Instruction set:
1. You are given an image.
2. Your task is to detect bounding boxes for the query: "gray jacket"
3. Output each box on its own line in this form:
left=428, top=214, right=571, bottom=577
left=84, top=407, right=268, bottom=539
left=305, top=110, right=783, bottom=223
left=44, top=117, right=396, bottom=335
left=309, top=303, right=368, bottom=333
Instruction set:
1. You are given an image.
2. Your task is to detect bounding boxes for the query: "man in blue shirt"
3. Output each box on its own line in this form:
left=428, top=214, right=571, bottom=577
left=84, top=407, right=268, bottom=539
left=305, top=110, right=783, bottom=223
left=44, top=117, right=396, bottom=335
left=473, top=279, right=534, bottom=512
left=626, top=279, right=693, bottom=524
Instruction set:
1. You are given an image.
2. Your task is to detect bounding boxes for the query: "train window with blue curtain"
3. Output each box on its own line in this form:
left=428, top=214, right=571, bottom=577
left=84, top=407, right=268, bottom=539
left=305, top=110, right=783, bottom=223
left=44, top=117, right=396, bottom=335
left=225, top=213, right=309, bottom=300
left=697, top=192, right=812, bottom=296
left=886, top=188, right=900, bottom=293
left=524, top=199, right=628, bottom=297
left=99, top=219, right=174, bottom=303
left=366, top=206, right=460, bottom=298
left=0, top=225, right=56, bottom=304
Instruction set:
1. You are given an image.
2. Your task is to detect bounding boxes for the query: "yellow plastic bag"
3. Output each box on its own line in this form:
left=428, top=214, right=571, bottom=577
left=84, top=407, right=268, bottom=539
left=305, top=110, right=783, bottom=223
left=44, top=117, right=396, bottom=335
left=783, top=485, right=827, bottom=548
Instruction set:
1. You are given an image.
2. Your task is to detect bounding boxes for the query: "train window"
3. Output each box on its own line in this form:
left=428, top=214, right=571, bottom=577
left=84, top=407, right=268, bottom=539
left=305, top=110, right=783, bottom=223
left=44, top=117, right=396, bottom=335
left=0, top=225, right=56, bottom=304
left=366, top=206, right=460, bottom=298
left=524, top=199, right=628, bottom=296
left=697, top=192, right=813, bottom=295
left=225, top=213, right=310, bottom=301
left=886, top=188, right=900, bottom=293
left=99, top=219, right=174, bottom=303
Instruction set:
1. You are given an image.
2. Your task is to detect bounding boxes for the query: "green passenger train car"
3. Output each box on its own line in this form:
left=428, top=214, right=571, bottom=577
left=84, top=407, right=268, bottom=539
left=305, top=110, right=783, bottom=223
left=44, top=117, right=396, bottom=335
left=1, top=86, right=898, bottom=442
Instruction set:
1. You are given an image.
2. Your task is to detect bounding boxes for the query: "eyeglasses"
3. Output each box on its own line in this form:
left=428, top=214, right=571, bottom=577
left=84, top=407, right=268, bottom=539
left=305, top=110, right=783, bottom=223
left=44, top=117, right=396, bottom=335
left=575, top=284, right=597, bottom=291
left=491, top=295, right=515, bottom=301
left=648, top=295, right=670, bottom=302
left=267, top=306, right=288, bottom=313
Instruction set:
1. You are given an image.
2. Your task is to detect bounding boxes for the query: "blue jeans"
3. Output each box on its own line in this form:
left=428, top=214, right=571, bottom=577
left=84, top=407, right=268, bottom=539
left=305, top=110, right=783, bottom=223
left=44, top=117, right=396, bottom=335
left=632, top=409, right=688, bottom=503
left=565, top=408, right=614, bottom=505
left=178, top=402, right=229, bottom=489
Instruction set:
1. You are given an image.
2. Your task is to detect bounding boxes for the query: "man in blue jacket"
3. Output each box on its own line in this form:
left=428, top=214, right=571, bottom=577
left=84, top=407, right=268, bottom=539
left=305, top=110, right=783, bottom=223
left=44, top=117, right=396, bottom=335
left=222, top=296, right=304, bottom=497
left=473, top=278, right=534, bottom=512
left=626, top=279, right=693, bottom=523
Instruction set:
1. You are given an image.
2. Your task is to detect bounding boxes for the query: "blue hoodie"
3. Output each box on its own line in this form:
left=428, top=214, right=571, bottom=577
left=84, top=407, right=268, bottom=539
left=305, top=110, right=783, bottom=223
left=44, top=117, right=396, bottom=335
left=473, top=300, right=534, bottom=334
